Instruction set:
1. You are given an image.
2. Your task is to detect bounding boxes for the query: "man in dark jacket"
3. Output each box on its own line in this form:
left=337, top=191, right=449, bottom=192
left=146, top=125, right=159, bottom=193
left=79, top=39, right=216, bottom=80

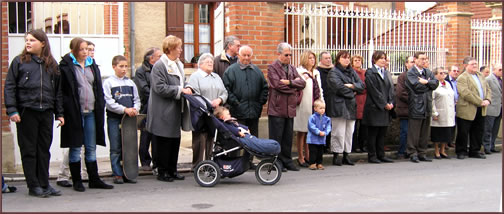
left=405, top=52, right=439, bottom=163
left=222, top=45, right=268, bottom=137
left=134, top=47, right=162, bottom=172
left=267, top=43, right=306, bottom=172
left=214, top=36, right=240, bottom=77
left=394, top=56, right=414, bottom=159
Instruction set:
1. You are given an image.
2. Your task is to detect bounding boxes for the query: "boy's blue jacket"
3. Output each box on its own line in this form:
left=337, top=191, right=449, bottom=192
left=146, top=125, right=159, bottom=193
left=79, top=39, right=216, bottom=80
left=307, top=112, right=332, bottom=145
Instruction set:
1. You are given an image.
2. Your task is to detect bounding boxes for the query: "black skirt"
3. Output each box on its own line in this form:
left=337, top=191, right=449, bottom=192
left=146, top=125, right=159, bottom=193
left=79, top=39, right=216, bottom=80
left=430, top=126, right=454, bottom=143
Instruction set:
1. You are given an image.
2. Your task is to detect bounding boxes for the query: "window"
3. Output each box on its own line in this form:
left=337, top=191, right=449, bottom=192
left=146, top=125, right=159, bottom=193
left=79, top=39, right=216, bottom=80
left=184, top=3, right=212, bottom=64
left=8, top=2, right=32, bottom=34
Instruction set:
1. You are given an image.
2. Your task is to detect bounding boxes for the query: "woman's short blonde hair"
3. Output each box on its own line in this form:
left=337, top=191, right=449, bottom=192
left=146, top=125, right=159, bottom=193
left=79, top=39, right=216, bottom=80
left=351, top=55, right=363, bottom=68
left=299, top=50, right=316, bottom=71
left=162, top=35, right=182, bottom=55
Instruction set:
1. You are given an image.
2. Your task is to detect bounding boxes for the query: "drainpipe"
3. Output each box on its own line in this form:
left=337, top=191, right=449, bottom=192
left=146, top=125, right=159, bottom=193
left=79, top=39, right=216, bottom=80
left=129, top=2, right=136, bottom=77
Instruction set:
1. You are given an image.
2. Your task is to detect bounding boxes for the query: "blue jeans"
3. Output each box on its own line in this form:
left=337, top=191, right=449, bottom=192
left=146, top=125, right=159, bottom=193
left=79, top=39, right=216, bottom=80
left=107, top=117, right=123, bottom=176
left=69, top=112, right=97, bottom=163
left=398, top=119, right=408, bottom=155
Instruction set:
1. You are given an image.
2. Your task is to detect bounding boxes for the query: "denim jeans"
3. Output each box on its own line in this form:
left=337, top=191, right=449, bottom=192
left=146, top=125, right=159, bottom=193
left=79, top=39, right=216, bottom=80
left=107, top=117, right=123, bottom=176
left=69, top=112, right=97, bottom=163
left=398, top=119, right=408, bottom=155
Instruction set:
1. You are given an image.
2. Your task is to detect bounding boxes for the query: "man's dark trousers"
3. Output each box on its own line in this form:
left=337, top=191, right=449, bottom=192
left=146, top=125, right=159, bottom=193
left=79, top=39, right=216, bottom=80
left=268, top=115, right=294, bottom=168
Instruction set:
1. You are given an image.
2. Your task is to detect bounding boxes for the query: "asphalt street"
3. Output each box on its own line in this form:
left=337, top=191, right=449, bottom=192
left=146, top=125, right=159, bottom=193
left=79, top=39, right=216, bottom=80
left=2, top=152, right=502, bottom=212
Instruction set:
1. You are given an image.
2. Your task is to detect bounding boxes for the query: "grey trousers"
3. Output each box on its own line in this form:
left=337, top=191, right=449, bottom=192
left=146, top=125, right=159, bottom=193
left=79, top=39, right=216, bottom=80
left=406, top=118, right=431, bottom=157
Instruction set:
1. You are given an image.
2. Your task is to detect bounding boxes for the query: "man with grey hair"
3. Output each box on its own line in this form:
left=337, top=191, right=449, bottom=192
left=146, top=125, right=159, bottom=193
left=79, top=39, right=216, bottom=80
left=445, top=65, right=460, bottom=148
left=214, top=36, right=241, bottom=77
left=483, top=63, right=502, bottom=154
left=222, top=46, right=268, bottom=169
left=134, top=47, right=162, bottom=172
left=455, top=57, right=491, bottom=159
left=267, top=43, right=305, bottom=172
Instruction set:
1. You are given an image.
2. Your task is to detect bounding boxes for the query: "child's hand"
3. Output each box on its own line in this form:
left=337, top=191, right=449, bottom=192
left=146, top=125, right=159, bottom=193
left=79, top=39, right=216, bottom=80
left=239, top=132, right=245, bottom=138
left=125, top=108, right=138, bottom=117
left=319, top=131, right=325, bottom=136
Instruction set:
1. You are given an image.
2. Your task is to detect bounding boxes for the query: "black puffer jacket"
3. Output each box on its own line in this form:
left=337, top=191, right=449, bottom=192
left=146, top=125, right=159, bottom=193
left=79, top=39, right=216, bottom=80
left=325, top=64, right=364, bottom=120
left=4, top=55, right=63, bottom=117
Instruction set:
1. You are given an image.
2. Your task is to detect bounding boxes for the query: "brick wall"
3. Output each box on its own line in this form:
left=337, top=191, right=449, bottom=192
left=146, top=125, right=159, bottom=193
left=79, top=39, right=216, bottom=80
left=224, top=2, right=285, bottom=74
left=2, top=2, right=10, bottom=133
left=438, top=2, right=473, bottom=69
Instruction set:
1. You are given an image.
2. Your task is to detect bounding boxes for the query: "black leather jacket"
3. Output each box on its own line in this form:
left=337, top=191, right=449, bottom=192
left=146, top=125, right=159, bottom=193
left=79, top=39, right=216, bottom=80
left=4, top=55, right=63, bottom=117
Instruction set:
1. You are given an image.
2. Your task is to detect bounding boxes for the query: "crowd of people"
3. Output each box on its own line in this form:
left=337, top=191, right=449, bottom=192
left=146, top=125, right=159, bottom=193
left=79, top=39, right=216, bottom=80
left=4, top=30, right=502, bottom=198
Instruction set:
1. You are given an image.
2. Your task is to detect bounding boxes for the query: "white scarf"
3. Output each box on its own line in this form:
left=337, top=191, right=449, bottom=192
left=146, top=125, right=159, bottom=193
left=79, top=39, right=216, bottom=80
left=160, top=54, right=184, bottom=87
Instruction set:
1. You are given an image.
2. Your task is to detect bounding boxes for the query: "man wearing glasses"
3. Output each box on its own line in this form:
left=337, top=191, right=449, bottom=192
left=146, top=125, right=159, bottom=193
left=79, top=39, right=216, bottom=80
left=483, top=63, right=502, bottom=154
left=455, top=57, right=491, bottom=159
left=267, top=43, right=305, bottom=172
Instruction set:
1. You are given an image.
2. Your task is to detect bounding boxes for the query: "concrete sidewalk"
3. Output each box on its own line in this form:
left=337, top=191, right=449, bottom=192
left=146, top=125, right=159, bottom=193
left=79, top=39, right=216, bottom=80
left=3, top=131, right=502, bottom=182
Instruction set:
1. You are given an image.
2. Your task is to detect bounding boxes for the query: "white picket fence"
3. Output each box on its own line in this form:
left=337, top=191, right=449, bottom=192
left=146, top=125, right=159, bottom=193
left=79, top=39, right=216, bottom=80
left=285, top=3, right=448, bottom=74
left=471, top=19, right=502, bottom=70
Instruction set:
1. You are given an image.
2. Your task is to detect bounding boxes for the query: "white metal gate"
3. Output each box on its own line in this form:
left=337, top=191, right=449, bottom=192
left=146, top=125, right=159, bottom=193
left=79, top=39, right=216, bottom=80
left=471, top=19, right=502, bottom=70
left=285, top=3, right=447, bottom=74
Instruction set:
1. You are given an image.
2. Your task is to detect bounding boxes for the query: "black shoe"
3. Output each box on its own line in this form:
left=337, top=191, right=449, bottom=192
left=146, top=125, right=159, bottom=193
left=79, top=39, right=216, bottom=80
left=491, top=149, right=500, bottom=153
left=368, top=157, right=381, bottom=164
left=342, top=152, right=354, bottom=165
left=378, top=157, right=394, bottom=163
left=3, top=186, right=17, bottom=193
left=484, top=150, right=492, bottom=155
left=29, top=187, right=49, bottom=198
left=440, top=153, right=451, bottom=159
left=157, top=175, right=174, bottom=182
left=361, top=147, right=368, bottom=152
left=418, top=155, right=432, bottom=162
left=410, top=155, right=420, bottom=163
left=297, top=159, right=309, bottom=167
left=56, top=180, right=72, bottom=188
left=448, top=143, right=455, bottom=148
left=285, top=164, right=300, bottom=171
left=123, top=176, right=137, bottom=184
left=468, top=153, right=486, bottom=159
left=281, top=167, right=287, bottom=172
left=434, top=155, right=441, bottom=159
left=249, top=163, right=257, bottom=170
left=457, top=154, right=466, bottom=159
left=333, top=153, right=342, bottom=166
left=170, top=173, right=185, bottom=180
left=43, top=185, right=62, bottom=196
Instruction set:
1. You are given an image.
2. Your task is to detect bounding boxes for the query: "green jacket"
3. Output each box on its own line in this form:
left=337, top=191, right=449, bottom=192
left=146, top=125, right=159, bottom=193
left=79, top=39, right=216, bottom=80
left=222, top=63, right=268, bottom=119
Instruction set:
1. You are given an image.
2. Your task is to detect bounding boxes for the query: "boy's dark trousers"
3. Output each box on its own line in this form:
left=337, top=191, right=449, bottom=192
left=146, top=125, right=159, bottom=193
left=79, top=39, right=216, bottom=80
left=16, top=108, right=54, bottom=188
left=308, top=144, right=325, bottom=165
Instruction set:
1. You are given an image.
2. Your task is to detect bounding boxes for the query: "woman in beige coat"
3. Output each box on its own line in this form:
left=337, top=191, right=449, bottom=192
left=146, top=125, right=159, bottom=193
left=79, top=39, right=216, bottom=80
left=293, top=51, right=323, bottom=167
left=431, top=67, right=455, bottom=159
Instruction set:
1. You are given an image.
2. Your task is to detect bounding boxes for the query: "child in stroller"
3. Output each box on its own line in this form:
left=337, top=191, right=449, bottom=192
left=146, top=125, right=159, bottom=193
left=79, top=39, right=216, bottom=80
left=182, top=94, right=283, bottom=187
left=213, top=106, right=280, bottom=155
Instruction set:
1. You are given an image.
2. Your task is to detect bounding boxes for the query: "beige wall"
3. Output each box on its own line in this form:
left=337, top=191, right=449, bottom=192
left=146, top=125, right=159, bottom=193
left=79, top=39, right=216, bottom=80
left=133, top=2, right=166, bottom=70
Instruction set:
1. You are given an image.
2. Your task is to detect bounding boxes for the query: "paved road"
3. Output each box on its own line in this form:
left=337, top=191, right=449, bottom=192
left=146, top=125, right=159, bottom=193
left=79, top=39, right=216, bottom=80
left=2, top=153, right=502, bottom=212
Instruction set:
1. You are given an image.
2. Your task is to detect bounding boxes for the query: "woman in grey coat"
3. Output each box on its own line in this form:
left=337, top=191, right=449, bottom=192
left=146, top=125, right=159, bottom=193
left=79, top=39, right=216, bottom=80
left=146, top=35, right=192, bottom=182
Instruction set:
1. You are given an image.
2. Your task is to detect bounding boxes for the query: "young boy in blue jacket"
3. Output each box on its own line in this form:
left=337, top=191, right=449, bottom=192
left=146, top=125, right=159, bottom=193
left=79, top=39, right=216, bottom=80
left=307, top=99, right=332, bottom=170
left=103, top=55, right=141, bottom=184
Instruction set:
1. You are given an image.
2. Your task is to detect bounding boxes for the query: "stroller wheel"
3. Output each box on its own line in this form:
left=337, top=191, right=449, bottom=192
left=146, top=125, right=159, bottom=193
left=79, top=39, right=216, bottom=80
left=194, top=160, right=221, bottom=187
left=255, top=159, right=282, bottom=185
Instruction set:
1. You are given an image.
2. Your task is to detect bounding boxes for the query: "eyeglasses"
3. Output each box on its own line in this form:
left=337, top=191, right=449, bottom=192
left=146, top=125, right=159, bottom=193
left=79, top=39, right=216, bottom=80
left=284, top=54, right=292, bottom=57
left=452, top=70, right=459, bottom=72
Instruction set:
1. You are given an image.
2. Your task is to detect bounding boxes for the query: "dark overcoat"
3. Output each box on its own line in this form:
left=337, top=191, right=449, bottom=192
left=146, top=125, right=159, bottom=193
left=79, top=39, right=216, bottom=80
left=362, top=65, right=395, bottom=126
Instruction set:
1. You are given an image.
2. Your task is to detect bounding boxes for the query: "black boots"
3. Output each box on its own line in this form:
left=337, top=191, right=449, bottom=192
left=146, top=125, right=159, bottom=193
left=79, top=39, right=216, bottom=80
left=332, top=153, right=342, bottom=166
left=85, top=161, right=114, bottom=189
left=342, top=152, right=354, bottom=165
left=69, top=162, right=85, bottom=192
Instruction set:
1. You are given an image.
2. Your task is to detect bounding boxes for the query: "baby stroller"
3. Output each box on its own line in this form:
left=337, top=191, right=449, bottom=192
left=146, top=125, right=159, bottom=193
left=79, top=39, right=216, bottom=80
left=183, top=94, right=282, bottom=187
